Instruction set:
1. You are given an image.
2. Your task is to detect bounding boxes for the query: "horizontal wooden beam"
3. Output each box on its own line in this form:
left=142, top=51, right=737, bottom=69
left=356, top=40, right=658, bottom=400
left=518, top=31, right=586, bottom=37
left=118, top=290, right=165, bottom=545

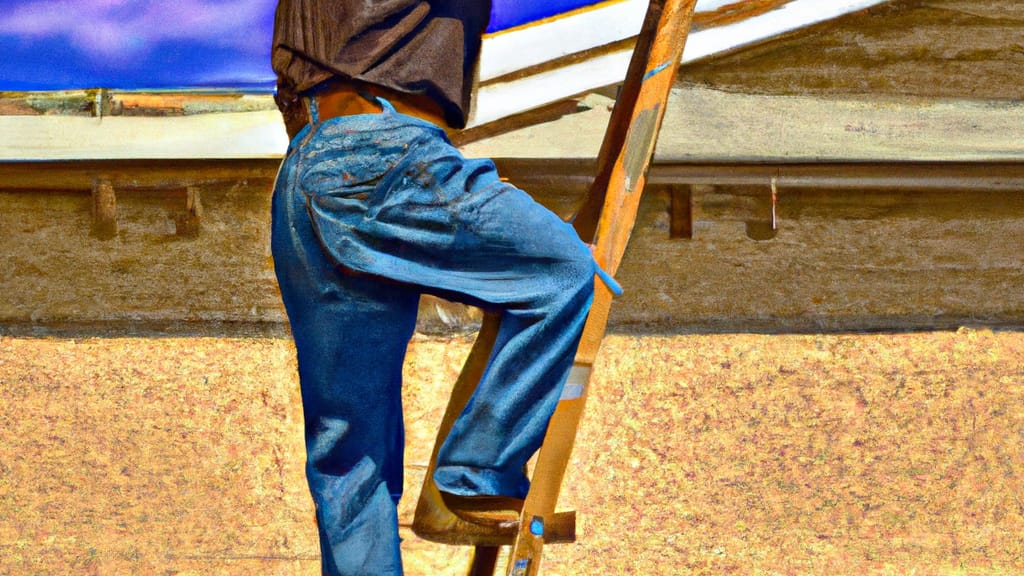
left=646, top=162, right=1024, bottom=191
left=491, top=158, right=1024, bottom=194
left=0, top=159, right=281, bottom=191
left=3, top=158, right=1023, bottom=196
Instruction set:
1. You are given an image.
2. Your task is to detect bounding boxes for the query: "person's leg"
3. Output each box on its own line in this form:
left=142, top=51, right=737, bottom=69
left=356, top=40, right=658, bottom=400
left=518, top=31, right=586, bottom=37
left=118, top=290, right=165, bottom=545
left=428, top=184, right=595, bottom=500
left=272, top=131, right=419, bottom=575
left=302, top=110, right=596, bottom=501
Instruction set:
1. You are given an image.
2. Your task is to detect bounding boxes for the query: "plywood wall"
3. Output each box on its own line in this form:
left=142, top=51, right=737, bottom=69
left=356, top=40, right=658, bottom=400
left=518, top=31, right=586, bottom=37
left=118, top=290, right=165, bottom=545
left=679, top=0, right=1024, bottom=100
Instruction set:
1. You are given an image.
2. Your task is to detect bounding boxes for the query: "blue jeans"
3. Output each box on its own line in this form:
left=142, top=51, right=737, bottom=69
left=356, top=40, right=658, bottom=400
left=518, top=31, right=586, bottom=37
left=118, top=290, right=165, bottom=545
left=270, top=99, right=595, bottom=575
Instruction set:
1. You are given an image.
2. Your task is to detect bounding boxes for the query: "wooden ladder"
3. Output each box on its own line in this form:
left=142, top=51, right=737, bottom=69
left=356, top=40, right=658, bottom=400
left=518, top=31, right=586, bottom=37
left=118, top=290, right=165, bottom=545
left=412, top=2, right=698, bottom=574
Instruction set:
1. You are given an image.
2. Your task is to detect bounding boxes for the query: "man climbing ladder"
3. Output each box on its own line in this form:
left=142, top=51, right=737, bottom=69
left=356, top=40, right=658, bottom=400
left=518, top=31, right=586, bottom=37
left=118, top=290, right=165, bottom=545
left=413, top=1, right=699, bottom=575
left=270, top=1, right=696, bottom=574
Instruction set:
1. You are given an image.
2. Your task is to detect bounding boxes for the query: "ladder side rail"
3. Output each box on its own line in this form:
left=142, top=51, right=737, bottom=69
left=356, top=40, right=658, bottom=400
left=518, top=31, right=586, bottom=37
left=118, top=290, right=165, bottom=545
left=506, top=1, right=699, bottom=574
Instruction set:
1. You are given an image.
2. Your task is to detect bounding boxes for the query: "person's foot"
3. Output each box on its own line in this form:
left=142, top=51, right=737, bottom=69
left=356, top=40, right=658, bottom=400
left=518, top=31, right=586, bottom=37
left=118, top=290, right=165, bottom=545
left=439, top=491, right=524, bottom=528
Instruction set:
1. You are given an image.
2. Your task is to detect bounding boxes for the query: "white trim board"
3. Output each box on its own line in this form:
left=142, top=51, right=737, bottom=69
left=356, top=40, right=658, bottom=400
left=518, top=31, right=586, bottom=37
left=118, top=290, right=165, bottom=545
left=478, top=0, right=891, bottom=82
left=470, top=0, right=891, bottom=126
left=478, top=0, right=648, bottom=81
left=0, top=112, right=289, bottom=161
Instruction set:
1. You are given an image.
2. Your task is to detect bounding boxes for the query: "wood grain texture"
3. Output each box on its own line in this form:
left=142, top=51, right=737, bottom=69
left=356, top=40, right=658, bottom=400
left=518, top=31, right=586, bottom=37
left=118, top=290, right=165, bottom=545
left=679, top=0, right=1024, bottom=100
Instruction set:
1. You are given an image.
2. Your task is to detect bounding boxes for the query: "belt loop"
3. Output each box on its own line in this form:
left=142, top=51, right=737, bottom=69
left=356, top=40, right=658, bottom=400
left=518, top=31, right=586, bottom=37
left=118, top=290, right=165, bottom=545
left=306, top=96, right=320, bottom=124
left=357, top=87, right=395, bottom=114
left=376, top=97, right=396, bottom=114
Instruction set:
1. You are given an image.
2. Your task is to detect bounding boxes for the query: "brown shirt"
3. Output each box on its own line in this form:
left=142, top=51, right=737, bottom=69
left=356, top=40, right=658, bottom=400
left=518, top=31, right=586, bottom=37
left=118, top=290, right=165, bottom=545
left=272, top=1, right=491, bottom=133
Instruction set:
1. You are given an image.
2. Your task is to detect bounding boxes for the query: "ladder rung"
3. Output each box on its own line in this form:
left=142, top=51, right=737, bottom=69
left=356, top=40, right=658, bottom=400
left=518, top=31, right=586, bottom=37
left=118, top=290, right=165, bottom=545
left=412, top=510, right=576, bottom=547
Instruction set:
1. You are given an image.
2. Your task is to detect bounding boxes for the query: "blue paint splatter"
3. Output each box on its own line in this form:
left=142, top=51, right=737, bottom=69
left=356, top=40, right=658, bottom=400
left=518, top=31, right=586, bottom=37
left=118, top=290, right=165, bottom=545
left=530, top=516, right=545, bottom=536
left=643, top=60, right=673, bottom=81
left=511, top=558, right=531, bottom=576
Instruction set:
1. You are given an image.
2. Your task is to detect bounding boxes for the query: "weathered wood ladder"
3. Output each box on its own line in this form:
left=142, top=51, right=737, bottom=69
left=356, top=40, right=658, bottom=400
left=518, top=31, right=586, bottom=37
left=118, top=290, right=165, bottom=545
left=412, top=2, right=698, bottom=574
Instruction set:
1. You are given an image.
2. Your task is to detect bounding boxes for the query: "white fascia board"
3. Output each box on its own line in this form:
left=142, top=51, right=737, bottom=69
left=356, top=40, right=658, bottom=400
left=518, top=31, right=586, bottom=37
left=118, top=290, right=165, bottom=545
left=469, top=0, right=891, bottom=127
left=0, top=111, right=288, bottom=161
left=472, top=50, right=634, bottom=127
left=479, top=0, right=890, bottom=82
left=479, top=0, right=647, bottom=81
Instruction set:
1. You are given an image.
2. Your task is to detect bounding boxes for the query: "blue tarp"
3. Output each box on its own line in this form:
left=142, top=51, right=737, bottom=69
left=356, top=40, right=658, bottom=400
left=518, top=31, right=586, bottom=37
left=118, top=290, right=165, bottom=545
left=0, top=0, right=606, bottom=92
left=487, top=0, right=602, bottom=32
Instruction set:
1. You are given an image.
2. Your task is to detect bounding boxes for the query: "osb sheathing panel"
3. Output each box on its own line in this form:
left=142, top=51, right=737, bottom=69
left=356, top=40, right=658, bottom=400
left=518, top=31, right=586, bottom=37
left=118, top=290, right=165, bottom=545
left=3, top=178, right=1023, bottom=333
left=680, top=0, right=1024, bottom=100
left=0, top=183, right=282, bottom=326
left=1, top=330, right=1022, bottom=574
left=614, top=187, right=1024, bottom=332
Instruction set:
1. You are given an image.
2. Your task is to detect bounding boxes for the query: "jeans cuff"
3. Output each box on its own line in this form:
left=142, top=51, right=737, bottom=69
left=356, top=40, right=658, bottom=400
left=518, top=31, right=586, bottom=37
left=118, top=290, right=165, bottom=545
left=433, top=464, right=530, bottom=499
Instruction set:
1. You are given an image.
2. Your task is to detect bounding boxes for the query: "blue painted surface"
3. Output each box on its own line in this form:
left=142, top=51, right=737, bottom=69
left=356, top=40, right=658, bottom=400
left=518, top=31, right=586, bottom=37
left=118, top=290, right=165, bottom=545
left=529, top=516, right=545, bottom=536
left=487, top=0, right=605, bottom=33
left=0, top=0, right=608, bottom=91
left=643, top=60, right=674, bottom=81
left=0, top=0, right=278, bottom=91
left=511, top=559, right=531, bottom=576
